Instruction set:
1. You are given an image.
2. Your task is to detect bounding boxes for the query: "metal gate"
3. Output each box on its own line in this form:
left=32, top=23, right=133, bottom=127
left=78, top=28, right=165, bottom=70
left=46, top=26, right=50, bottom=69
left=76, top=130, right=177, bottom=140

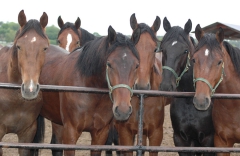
left=0, top=82, right=240, bottom=155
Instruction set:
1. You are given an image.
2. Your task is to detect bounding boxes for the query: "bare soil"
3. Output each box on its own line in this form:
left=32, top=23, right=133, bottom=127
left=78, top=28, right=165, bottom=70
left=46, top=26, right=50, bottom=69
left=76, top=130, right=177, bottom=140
left=2, top=105, right=240, bottom=156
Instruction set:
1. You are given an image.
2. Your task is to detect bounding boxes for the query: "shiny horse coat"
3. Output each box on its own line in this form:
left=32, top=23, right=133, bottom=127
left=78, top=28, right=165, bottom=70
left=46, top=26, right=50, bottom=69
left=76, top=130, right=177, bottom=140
left=159, top=17, right=215, bottom=156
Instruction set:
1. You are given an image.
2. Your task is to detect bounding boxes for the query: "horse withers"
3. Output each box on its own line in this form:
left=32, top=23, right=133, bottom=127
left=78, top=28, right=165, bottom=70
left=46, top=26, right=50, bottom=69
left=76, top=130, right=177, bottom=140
left=0, top=10, right=48, bottom=156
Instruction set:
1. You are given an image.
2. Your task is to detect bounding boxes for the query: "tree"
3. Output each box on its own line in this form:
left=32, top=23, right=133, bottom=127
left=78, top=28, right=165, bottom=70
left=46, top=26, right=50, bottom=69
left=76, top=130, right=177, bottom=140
left=46, top=25, right=60, bottom=45
left=93, top=32, right=101, bottom=37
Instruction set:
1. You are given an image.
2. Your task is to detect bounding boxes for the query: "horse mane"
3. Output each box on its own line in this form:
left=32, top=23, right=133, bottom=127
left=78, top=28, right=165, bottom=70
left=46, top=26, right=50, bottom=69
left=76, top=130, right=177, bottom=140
left=75, top=33, right=139, bottom=77
left=57, top=22, right=80, bottom=42
left=161, top=26, right=193, bottom=49
left=15, top=19, right=48, bottom=42
left=195, top=33, right=240, bottom=76
left=223, top=41, right=240, bottom=76
left=195, top=33, right=222, bottom=58
left=80, top=28, right=96, bottom=46
left=138, top=23, right=159, bottom=42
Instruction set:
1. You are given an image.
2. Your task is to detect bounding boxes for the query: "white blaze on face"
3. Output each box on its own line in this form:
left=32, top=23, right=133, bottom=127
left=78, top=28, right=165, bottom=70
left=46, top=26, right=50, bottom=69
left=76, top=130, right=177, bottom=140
left=172, top=41, right=177, bottom=46
left=29, top=80, right=34, bottom=92
left=122, top=53, right=127, bottom=68
left=205, top=49, right=209, bottom=56
left=66, top=33, right=72, bottom=51
left=31, top=37, right=36, bottom=43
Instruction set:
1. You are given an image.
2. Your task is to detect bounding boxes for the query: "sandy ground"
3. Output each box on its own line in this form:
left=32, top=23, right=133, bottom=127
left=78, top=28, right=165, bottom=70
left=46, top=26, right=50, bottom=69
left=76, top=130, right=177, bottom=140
left=2, top=105, right=240, bottom=156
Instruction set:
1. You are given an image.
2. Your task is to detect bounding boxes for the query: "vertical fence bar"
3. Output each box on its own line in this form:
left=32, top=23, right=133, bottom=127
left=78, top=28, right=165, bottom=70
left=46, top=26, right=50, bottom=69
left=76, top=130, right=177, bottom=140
left=137, top=94, right=144, bottom=156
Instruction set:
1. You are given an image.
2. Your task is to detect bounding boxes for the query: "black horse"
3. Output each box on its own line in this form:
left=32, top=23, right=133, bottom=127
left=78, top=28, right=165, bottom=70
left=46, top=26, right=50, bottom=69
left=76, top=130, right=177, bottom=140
left=159, top=17, right=215, bottom=156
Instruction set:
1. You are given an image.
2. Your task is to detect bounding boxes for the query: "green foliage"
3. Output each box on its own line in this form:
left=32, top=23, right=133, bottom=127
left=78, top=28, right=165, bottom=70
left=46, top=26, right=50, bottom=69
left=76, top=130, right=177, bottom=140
left=0, top=21, right=60, bottom=45
left=46, top=25, right=59, bottom=45
left=93, top=32, right=101, bottom=37
left=0, top=22, right=19, bottom=42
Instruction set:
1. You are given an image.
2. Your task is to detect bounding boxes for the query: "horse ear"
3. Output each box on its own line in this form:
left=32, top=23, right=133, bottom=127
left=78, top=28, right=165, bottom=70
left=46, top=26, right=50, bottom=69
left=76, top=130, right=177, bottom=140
left=163, top=17, right=171, bottom=32
left=151, top=16, right=161, bottom=33
left=18, top=10, right=27, bottom=27
left=216, top=27, right=224, bottom=43
left=184, top=19, right=192, bottom=34
left=107, top=25, right=116, bottom=45
left=40, top=12, right=48, bottom=29
left=131, top=27, right=141, bottom=45
left=195, top=24, right=204, bottom=41
left=130, top=13, right=138, bottom=30
left=75, top=17, right=81, bottom=29
left=58, top=16, right=64, bottom=28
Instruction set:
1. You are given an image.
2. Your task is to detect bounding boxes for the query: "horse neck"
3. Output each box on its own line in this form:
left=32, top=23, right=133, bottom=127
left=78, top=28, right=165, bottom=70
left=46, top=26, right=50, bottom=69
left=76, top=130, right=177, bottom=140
left=217, top=51, right=240, bottom=94
left=7, top=46, right=21, bottom=83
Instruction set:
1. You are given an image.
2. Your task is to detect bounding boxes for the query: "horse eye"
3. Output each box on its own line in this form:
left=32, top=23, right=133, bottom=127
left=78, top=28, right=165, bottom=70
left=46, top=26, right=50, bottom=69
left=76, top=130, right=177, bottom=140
left=218, top=60, right=223, bottom=66
left=76, top=41, right=80, bottom=45
left=44, top=47, right=48, bottom=51
left=184, top=50, right=188, bottom=53
left=57, top=40, right=60, bottom=44
left=192, top=59, right=195, bottom=63
left=136, top=64, right=139, bottom=69
left=107, top=62, right=112, bottom=68
left=16, top=45, right=20, bottom=50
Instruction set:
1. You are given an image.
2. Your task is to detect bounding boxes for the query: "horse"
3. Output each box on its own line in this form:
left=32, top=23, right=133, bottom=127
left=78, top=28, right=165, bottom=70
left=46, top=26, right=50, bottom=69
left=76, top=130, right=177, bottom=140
left=113, top=13, right=166, bottom=156
left=192, top=25, right=240, bottom=156
left=39, top=25, right=141, bottom=156
left=0, top=10, right=48, bottom=156
left=159, top=17, right=215, bottom=156
left=57, top=16, right=96, bottom=52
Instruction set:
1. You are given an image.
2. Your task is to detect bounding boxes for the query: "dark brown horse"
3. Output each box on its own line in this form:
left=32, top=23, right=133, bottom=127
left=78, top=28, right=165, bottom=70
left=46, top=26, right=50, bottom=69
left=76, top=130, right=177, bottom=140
left=0, top=10, right=48, bottom=156
left=114, top=13, right=166, bottom=156
left=193, top=25, right=240, bottom=156
left=159, top=17, right=215, bottom=156
left=57, top=16, right=96, bottom=52
left=39, top=25, right=141, bottom=156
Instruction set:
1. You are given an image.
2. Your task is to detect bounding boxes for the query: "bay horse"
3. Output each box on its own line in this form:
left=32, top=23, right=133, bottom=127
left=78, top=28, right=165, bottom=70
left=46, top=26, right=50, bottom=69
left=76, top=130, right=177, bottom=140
left=57, top=16, right=96, bottom=52
left=39, top=25, right=141, bottom=156
left=0, top=10, right=48, bottom=156
left=193, top=25, right=240, bottom=156
left=114, top=13, right=166, bottom=156
left=159, top=17, right=215, bottom=156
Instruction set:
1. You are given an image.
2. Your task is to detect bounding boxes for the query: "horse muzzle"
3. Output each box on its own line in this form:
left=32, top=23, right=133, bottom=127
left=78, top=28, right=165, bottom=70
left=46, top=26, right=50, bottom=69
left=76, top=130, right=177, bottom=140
left=193, top=94, right=211, bottom=111
left=21, top=83, right=40, bottom=100
left=113, top=104, right=132, bottom=121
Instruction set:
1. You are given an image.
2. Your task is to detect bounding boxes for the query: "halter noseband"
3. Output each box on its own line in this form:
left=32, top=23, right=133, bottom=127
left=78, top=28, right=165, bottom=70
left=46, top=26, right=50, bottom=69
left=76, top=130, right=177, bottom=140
left=106, top=66, right=133, bottom=102
left=193, top=63, right=225, bottom=96
left=162, top=51, right=191, bottom=87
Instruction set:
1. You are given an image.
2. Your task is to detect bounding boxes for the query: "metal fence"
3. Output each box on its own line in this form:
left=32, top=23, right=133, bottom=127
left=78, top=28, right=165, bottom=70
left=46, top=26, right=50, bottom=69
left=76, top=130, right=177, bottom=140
left=0, top=82, right=240, bottom=155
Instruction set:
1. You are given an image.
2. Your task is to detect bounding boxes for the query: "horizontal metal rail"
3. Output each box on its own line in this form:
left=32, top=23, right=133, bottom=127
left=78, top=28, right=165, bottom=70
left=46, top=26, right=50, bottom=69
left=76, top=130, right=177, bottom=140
left=0, top=142, right=240, bottom=153
left=0, top=82, right=240, bottom=154
left=0, top=82, right=240, bottom=99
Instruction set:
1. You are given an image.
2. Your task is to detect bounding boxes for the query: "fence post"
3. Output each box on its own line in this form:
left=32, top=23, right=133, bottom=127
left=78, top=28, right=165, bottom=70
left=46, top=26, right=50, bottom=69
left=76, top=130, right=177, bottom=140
left=137, top=94, right=144, bottom=156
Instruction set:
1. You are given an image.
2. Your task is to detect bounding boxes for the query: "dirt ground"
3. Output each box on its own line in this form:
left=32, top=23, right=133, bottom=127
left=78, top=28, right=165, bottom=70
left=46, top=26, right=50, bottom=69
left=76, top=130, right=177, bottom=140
left=2, top=105, right=240, bottom=156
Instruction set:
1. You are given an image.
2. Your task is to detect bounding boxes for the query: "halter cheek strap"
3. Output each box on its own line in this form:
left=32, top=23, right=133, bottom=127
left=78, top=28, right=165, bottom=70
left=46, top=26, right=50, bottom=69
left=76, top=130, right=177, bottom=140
left=106, top=66, right=133, bottom=102
left=162, top=52, right=191, bottom=87
left=193, top=63, right=225, bottom=96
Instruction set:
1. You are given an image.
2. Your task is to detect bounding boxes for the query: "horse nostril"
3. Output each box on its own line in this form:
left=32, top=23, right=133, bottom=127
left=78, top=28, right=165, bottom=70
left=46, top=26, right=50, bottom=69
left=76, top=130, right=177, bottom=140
left=114, top=106, right=120, bottom=117
left=128, top=106, right=132, bottom=114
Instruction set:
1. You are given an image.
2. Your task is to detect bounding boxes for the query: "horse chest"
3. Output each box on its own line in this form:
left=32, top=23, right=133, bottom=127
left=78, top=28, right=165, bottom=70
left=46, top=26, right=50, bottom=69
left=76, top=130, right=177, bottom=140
left=0, top=89, right=42, bottom=132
